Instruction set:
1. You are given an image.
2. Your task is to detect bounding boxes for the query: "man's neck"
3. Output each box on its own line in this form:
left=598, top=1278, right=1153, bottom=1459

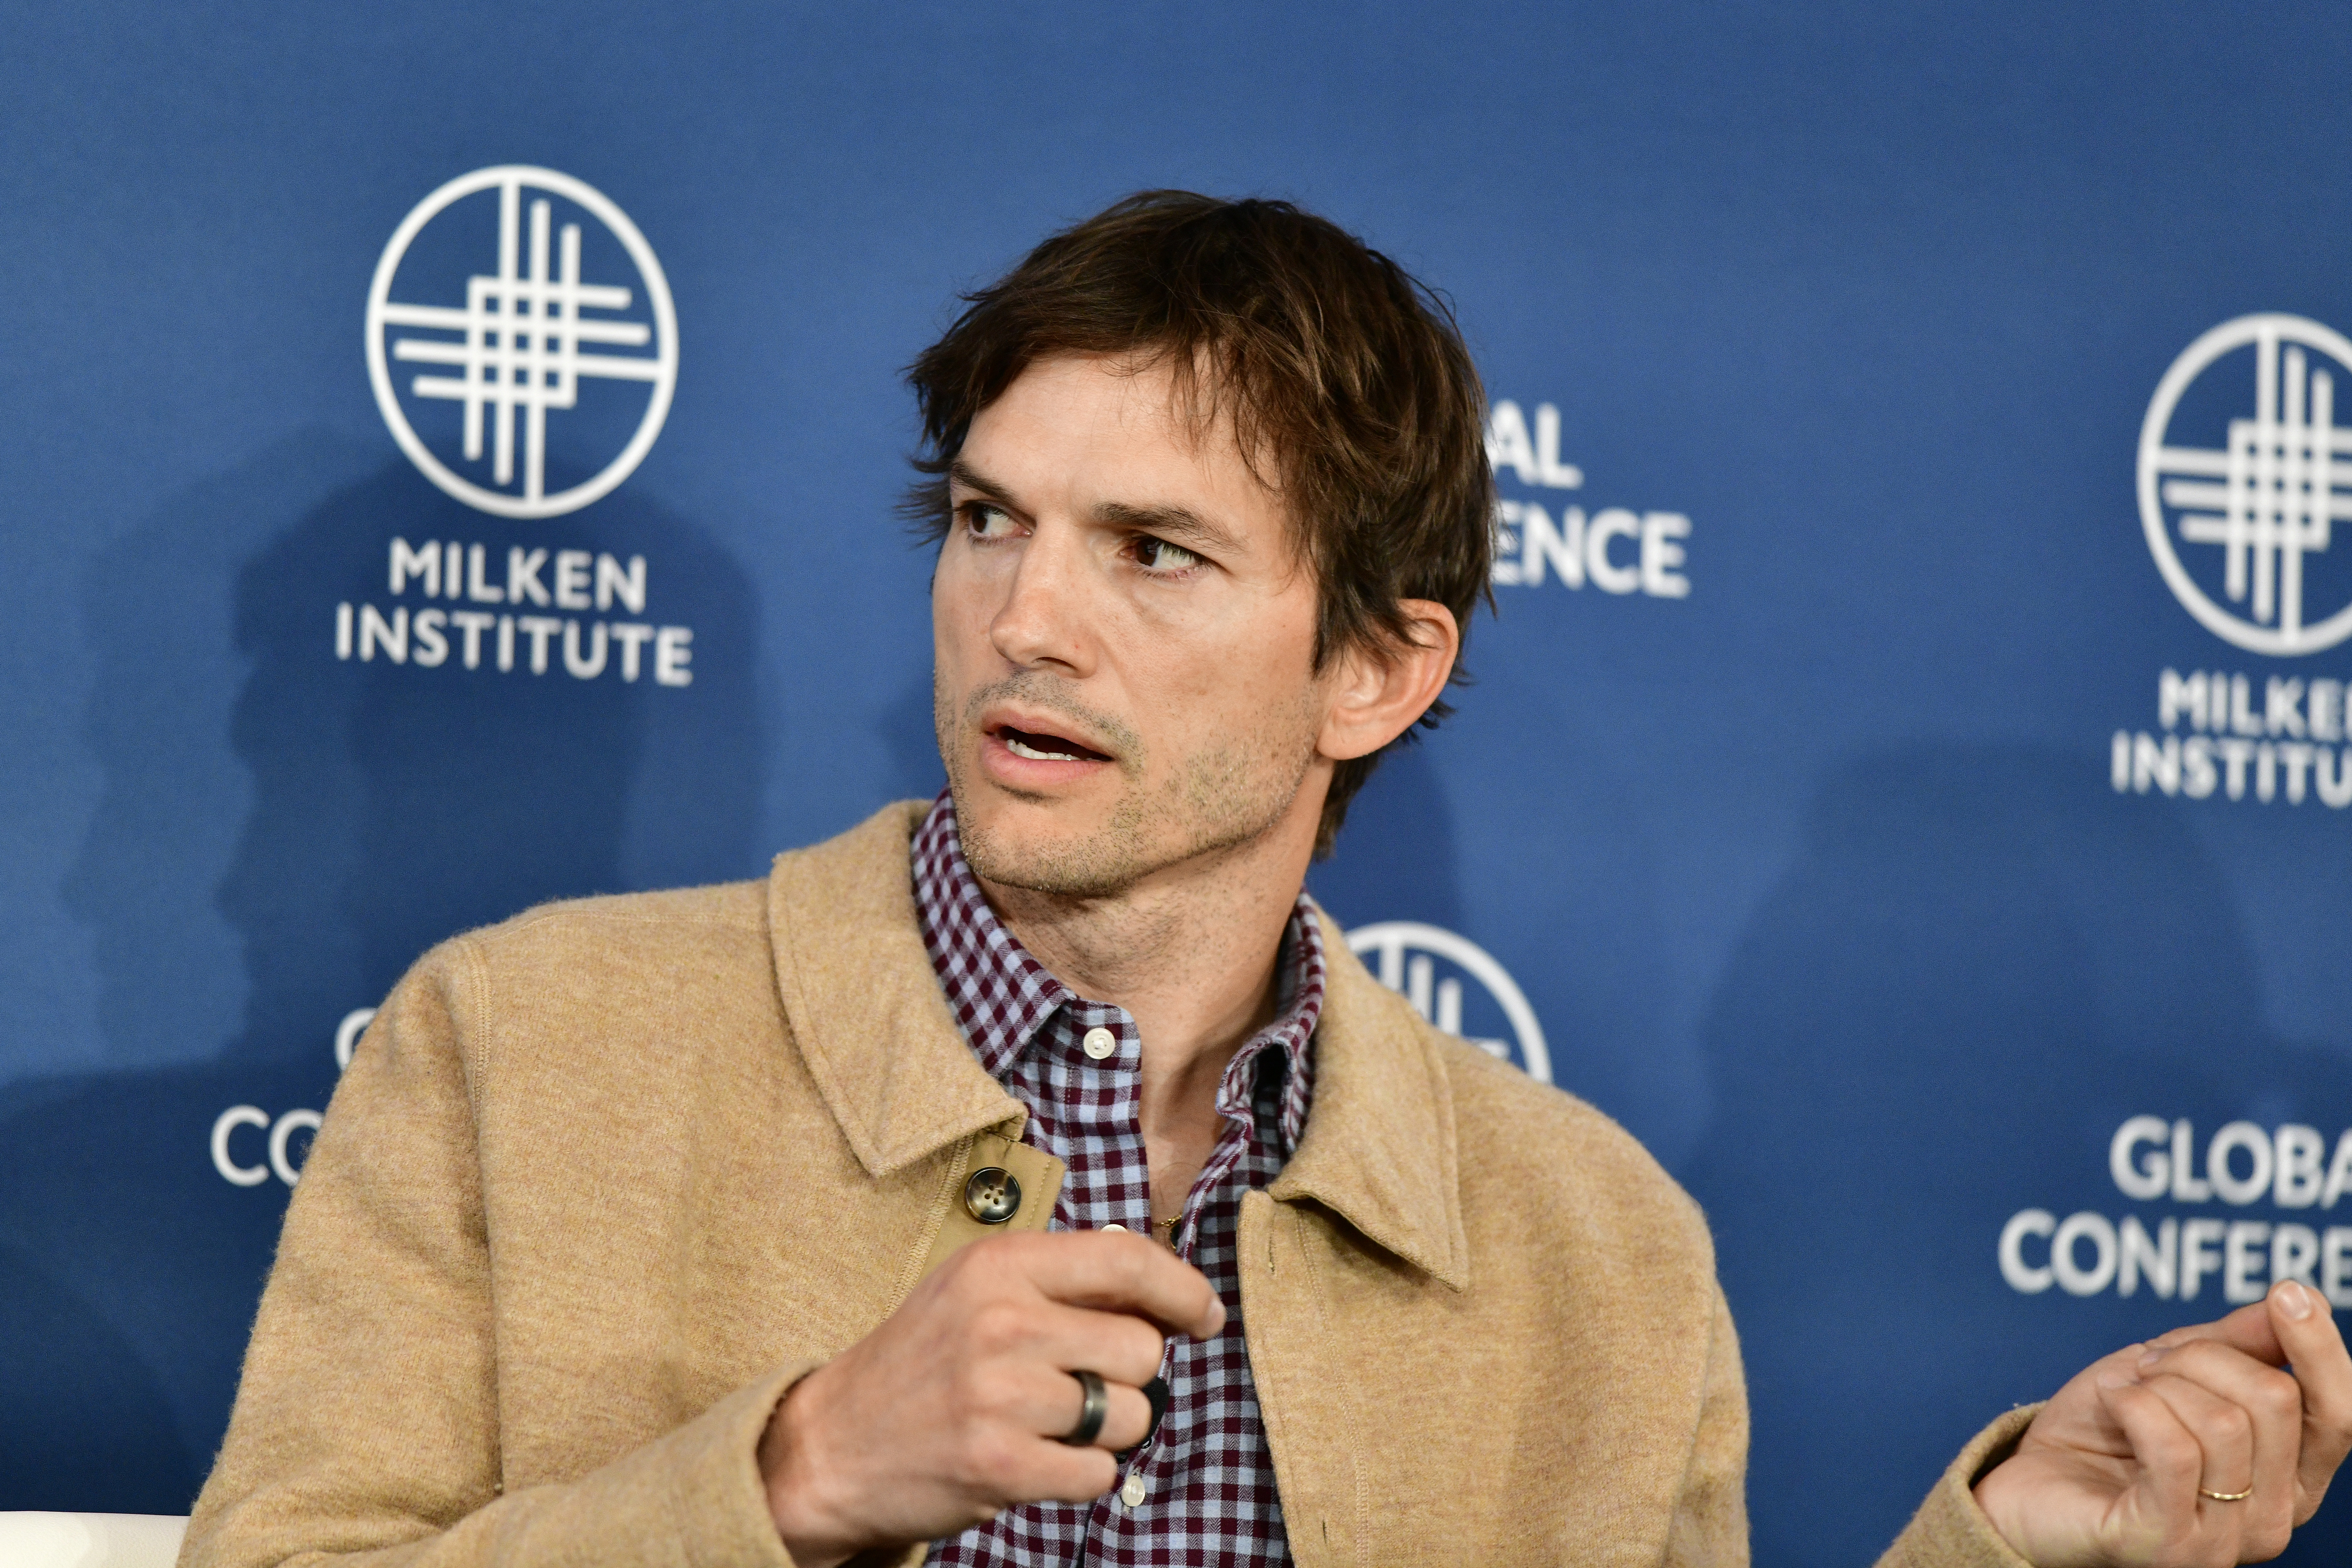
left=981, top=833, right=1304, bottom=1076
left=975, top=818, right=1312, bottom=1218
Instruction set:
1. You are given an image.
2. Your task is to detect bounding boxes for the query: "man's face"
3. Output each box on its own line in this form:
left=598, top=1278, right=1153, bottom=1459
left=931, top=353, right=1329, bottom=898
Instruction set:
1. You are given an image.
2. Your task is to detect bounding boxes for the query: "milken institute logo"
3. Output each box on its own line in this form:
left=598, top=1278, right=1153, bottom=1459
left=2140, top=313, right=2352, bottom=656
left=366, top=165, right=678, bottom=519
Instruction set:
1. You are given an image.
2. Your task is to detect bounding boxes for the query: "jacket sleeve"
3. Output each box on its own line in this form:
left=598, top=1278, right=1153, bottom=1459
left=1872, top=1407, right=2043, bottom=1568
left=179, top=938, right=821, bottom=1568
left=1662, top=1283, right=1752, bottom=1568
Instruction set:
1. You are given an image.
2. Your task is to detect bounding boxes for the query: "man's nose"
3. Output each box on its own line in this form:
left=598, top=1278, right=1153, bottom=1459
left=987, top=526, right=1097, bottom=678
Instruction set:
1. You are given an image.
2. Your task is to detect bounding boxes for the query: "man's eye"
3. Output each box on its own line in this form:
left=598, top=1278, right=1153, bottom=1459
left=1134, top=536, right=1202, bottom=573
left=964, top=503, right=1017, bottom=539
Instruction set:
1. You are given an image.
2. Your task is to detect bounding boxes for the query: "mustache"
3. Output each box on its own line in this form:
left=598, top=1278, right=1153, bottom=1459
left=959, top=673, right=1145, bottom=771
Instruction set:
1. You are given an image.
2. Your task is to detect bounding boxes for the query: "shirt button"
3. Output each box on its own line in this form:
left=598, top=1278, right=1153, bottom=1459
left=1082, top=1027, right=1117, bottom=1061
left=1102, top=1222, right=1127, bottom=1232
left=1121, top=1473, right=1148, bottom=1508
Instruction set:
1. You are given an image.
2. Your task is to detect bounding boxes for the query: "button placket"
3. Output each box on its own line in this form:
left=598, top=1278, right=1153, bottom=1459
left=1055, top=1004, right=1152, bottom=1240
left=912, top=797, right=1326, bottom=1564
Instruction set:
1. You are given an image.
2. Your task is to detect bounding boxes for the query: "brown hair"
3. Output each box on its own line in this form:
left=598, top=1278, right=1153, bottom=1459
left=904, top=190, right=1492, bottom=856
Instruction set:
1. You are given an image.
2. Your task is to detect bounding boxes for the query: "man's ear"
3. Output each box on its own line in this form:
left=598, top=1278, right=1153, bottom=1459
left=1317, top=600, right=1461, bottom=763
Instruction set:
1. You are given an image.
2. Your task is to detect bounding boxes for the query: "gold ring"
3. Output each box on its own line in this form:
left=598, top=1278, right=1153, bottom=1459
left=2199, top=1485, right=2254, bottom=1503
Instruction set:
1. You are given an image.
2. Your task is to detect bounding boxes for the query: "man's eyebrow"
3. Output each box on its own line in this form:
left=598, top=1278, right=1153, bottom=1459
left=1093, top=500, right=1244, bottom=556
left=946, top=459, right=1019, bottom=508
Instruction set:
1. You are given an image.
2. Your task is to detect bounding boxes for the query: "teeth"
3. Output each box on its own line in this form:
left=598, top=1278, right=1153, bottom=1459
left=1005, top=734, right=1082, bottom=762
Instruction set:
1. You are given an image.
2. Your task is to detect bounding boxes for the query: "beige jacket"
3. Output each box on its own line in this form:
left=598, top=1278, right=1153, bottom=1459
left=185, top=803, right=2030, bottom=1568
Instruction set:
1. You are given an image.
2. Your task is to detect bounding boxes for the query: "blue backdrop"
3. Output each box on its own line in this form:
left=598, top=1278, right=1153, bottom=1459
left=7, top=4, right=2352, bottom=1562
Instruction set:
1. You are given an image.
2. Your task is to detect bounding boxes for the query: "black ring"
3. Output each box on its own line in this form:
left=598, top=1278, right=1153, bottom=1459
left=1060, top=1369, right=1108, bottom=1446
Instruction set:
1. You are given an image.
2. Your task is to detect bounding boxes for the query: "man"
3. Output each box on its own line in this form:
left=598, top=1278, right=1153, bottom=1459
left=186, top=193, right=2351, bottom=1567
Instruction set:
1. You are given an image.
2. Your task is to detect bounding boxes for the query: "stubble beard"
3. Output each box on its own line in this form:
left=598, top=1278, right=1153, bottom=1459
left=936, top=667, right=1319, bottom=900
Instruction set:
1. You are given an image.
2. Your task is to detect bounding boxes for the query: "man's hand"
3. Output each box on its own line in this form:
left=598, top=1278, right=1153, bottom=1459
left=1973, top=1280, right=2352, bottom=1566
left=756, top=1229, right=1224, bottom=1568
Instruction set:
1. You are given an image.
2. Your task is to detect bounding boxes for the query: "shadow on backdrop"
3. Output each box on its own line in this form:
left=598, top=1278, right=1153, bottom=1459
left=218, top=458, right=764, bottom=1060
left=877, top=666, right=947, bottom=805
left=1682, top=744, right=2351, bottom=1567
left=5, top=434, right=763, bottom=1510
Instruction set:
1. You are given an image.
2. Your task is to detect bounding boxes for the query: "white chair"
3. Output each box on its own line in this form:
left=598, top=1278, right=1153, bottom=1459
left=0, top=1514, right=187, bottom=1568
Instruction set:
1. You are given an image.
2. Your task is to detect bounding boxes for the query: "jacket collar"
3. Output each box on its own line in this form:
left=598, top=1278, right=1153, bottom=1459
left=767, top=801, right=1468, bottom=1290
left=1273, top=915, right=1470, bottom=1290
left=767, top=802, right=1028, bottom=1178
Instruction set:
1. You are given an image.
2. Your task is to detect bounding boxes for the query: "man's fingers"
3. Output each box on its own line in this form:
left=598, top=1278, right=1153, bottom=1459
left=2135, top=1369, right=2257, bottom=1495
left=965, top=1296, right=1166, bottom=1388
left=2144, top=1283, right=2352, bottom=1505
left=2142, top=1340, right=2302, bottom=1471
left=2149, top=1298, right=2286, bottom=1365
left=1982, top=1296, right=2349, bottom=1568
left=2100, top=1378, right=2208, bottom=1539
left=1094, top=1382, right=1154, bottom=1451
left=2139, top=1331, right=2306, bottom=1556
left=1010, top=1230, right=1227, bottom=1338
left=2266, top=1280, right=2352, bottom=1519
left=998, top=1362, right=1154, bottom=1449
left=1011, top=1440, right=1120, bottom=1506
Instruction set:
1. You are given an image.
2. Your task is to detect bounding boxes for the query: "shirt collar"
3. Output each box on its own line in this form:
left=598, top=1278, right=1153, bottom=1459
left=764, top=800, right=1467, bottom=1288
left=911, top=793, right=1323, bottom=1153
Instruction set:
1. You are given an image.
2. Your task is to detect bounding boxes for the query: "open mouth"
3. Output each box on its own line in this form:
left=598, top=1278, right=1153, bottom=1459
left=996, top=725, right=1112, bottom=764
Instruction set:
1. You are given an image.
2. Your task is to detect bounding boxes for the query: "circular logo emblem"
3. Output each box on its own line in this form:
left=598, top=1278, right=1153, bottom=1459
left=2139, top=313, right=2352, bottom=656
left=365, top=165, right=677, bottom=519
left=1346, top=921, right=1552, bottom=1085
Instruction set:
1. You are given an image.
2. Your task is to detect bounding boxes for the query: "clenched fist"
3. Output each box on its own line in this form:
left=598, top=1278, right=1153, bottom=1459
left=756, top=1228, right=1225, bottom=1568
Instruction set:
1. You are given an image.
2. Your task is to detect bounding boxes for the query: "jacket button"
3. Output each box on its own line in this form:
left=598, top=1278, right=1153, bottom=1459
left=1082, top=1027, right=1117, bottom=1060
left=963, top=1166, right=1021, bottom=1224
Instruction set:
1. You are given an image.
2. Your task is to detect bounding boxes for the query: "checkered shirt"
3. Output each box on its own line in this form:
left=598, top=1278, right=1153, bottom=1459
left=913, top=793, right=1320, bottom=1568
